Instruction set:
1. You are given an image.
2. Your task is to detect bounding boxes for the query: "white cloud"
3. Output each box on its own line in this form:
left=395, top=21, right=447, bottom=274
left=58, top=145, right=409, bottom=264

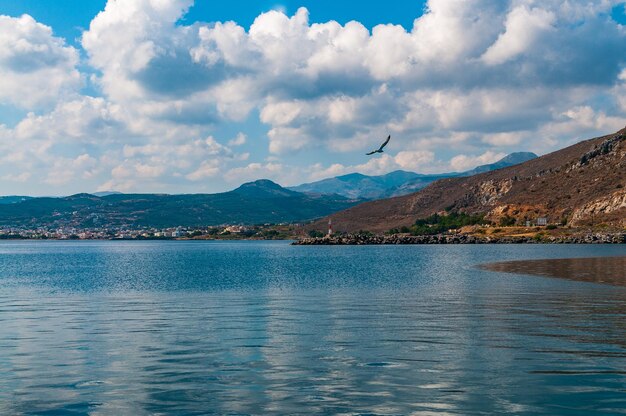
left=46, top=154, right=98, bottom=186
left=227, top=132, right=247, bottom=146
left=13, top=96, right=122, bottom=143
left=78, top=0, right=626, bottom=155
left=224, top=162, right=287, bottom=184
left=307, top=163, right=351, bottom=181
left=0, top=14, right=81, bottom=109
left=186, top=161, right=220, bottom=181
left=2, top=172, right=31, bottom=182
left=450, top=151, right=507, bottom=172
left=1, top=0, right=626, bottom=194
left=305, top=150, right=435, bottom=182
left=481, top=131, right=525, bottom=146
left=482, top=6, right=555, bottom=65
left=394, top=150, right=436, bottom=171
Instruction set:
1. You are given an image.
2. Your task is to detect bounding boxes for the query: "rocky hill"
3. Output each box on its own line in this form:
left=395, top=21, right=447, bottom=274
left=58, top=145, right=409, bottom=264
left=308, top=128, right=626, bottom=233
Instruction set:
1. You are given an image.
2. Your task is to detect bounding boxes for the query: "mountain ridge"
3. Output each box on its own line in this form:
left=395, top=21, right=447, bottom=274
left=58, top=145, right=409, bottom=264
left=0, top=180, right=363, bottom=229
left=289, top=152, right=538, bottom=200
left=307, top=128, right=626, bottom=233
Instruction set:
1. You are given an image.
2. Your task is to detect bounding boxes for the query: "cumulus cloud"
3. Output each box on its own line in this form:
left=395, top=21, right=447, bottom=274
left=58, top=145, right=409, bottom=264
left=0, top=14, right=81, bottom=108
left=228, top=132, right=247, bottom=146
left=450, top=151, right=507, bottom=172
left=1, top=0, right=626, bottom=194
left=46, top=154, right=99, bottom=186
left=0, top=94, right=250, bottom=194
left=481, top=6, right=555, bottom=65
left=186, top=160, right=221, bottom=181
left=224, top=162, right=287, bottom=184
left=394, top=150, right=436, bottom=171
left=80, top=0, right=626, bottom=146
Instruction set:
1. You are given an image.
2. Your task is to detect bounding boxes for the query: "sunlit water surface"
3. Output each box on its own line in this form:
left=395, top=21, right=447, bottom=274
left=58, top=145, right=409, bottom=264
left=0, top=241, right=625, bottom=415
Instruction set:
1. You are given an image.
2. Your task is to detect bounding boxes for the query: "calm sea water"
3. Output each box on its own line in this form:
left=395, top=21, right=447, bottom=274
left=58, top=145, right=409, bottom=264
left=0, top=241, right=624, bottom=415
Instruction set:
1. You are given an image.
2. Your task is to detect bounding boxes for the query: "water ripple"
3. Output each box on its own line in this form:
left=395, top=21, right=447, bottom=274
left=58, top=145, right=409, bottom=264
left=0, top=241, right=624, bottom=414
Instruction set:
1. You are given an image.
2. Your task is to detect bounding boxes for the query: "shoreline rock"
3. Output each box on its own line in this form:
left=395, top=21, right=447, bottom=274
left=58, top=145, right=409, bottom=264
left=292, top=233, right=626, bottom=245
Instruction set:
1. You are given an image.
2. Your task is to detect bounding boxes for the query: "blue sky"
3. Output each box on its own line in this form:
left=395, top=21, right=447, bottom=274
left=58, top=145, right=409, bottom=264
left=0, top=0, right=426, bottom=41
left=0, top=0, right=624, bottom=195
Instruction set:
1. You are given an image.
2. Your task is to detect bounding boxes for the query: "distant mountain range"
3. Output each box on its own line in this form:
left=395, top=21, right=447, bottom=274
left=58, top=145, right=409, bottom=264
left=0, top=151, right=542, bottom=230
left=0, top=180, right=362, bottom=229
left=309, top=128, right=626, bottom=233
left=289, top=152, right=537, bottom=200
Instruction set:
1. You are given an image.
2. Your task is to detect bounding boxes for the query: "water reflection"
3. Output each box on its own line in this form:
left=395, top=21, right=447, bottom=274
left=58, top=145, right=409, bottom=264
left=0, top=242, right=624, bottom=414
left=481, top=256, right=626, bottom=286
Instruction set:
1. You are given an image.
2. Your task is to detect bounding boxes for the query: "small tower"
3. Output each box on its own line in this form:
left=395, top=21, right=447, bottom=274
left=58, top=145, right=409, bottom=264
left=328, top=218, right=333, bottom=236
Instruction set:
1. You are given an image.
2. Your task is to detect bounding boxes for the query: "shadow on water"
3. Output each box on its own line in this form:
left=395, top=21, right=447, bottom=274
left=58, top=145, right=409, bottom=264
left=480, top=256, right=626, bottom=287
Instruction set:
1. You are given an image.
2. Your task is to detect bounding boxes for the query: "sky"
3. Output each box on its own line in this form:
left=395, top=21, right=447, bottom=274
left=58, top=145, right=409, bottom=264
left=0, top=0, right=625, bottom=195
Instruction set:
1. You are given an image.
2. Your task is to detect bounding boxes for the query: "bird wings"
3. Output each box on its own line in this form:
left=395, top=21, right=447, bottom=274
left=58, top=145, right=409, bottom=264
left=379, top=135, right=391, bottom=151
left=365, top=135, right=391, bottom=155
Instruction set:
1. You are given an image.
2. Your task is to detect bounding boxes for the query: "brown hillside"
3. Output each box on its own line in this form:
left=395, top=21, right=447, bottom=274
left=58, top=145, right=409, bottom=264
left=310, top=127, right=626, bottom=233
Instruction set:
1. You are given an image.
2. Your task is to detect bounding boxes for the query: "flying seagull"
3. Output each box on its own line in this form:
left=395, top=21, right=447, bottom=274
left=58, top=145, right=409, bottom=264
left=366, top=135, right=391, bottom=155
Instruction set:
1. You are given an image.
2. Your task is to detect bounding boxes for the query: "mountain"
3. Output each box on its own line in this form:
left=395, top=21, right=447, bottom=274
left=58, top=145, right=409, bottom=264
left=231, top=179, right=299, bottom=198
left=0, top=196, right=33, bottom=204
left=462, top=152, right=538, bottom=176
left=0, top=180, right=363, bottom=229
left=91, top=191, right=122, bottom=197
left=308, top=128, right=626, bottom=233
left=289, top=171, right=427, bottom=199
left=290, top=152, right=537, bottom=200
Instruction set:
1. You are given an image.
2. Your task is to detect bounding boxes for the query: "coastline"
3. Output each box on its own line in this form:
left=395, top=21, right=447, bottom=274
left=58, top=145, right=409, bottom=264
left=293, top=232, right=626, bottom=245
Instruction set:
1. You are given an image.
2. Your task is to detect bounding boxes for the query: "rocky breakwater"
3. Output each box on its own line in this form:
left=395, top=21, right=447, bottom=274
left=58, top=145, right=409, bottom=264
left=293, top=232, right=626, bottom=245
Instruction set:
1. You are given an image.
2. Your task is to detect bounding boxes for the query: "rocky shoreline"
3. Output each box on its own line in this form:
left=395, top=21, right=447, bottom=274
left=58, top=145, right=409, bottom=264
left=293, top=232, right=626, bottom=245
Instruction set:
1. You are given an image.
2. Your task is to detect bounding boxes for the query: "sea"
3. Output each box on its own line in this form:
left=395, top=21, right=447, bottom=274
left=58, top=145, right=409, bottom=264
left=0, top=240, right=624, bottom=415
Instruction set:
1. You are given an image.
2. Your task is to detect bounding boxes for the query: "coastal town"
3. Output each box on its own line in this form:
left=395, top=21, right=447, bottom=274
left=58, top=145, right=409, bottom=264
left=0, top=224, right=296, bottom=240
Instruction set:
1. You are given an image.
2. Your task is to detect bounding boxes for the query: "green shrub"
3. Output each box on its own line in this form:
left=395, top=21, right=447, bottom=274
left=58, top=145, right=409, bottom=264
left=499, top=216, right=516, bottom=226
left=409, top=211, right=488, bottom=235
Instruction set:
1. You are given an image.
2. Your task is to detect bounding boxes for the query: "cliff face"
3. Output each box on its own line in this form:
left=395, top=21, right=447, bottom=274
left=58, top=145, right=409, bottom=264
left=310, top=128, right=626, bottom=233
left=570, top=190, right=626, bottom=224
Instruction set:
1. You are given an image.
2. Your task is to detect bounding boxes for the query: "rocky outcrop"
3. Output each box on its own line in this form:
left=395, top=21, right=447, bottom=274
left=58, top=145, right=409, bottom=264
left=293, top=232, right=626, bottom=245
left=474, top=179, right=513, bottom=205
left=570, top=189, right=626, bottom=225
left=487, top=204, right=548, bottom=223
left=579, top=133, right=624, bottom=166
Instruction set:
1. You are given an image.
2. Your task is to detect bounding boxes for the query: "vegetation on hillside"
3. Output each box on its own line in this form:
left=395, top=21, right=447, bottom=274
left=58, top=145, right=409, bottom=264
left=389, top=212, right=489, bottom=235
